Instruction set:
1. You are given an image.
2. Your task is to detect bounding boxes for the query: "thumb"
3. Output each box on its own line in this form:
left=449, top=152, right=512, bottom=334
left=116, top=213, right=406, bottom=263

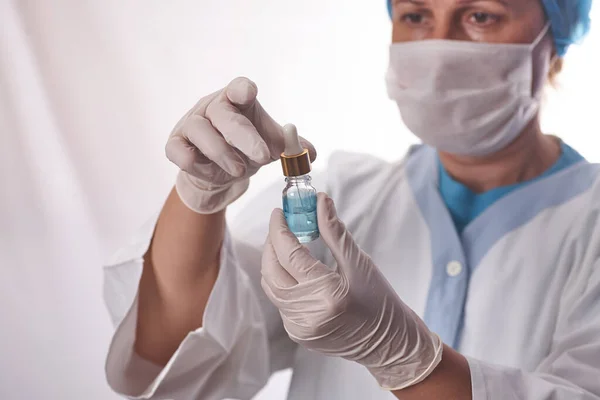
left=316, top=193, right=363, bottom=276
left=269, top=208, right=332, bottom=283
left=225, top=77, right=258, bottom=109
left=299, top=137, right=318, bottom=163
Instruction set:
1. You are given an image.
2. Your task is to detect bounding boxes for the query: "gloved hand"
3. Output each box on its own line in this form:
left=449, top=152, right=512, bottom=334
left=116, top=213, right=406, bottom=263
left=165, top=77, right=316, bottom=214
left=261, top=193, right=443, bottom=390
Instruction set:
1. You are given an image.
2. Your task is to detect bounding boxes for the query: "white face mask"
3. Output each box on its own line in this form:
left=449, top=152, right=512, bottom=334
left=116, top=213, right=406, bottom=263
left=385, top=24, right=552, bottom=157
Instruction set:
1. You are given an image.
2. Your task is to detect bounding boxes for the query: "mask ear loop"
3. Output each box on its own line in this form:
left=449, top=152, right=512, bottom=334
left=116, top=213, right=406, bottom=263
left=529, top=22, right=553, bottom=106
left=530, top=22, right=552, bottom=49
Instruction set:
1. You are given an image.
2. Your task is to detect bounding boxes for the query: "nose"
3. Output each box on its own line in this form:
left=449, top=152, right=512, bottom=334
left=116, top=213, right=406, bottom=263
left=428, top=20, right=469, bottom=41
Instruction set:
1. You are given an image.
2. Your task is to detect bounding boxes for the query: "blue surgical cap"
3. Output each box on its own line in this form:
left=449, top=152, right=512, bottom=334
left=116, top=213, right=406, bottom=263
left=386, top=0, right=593, bottom=56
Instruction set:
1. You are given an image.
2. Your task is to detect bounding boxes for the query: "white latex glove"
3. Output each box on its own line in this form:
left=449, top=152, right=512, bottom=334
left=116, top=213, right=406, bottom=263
left=165, top=77, right=316, bottom=214
left=261, top=193, right=443, bottom=391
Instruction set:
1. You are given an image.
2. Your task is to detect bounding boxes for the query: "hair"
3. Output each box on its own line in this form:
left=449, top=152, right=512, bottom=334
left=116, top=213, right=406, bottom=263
left=548, top=57, right=564, bottom=86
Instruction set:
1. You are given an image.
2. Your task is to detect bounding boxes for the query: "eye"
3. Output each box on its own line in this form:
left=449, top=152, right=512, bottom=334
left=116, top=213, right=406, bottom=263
left=468, top=12, right=500, bottom=26
left=401, top=13, right=425, bottom=24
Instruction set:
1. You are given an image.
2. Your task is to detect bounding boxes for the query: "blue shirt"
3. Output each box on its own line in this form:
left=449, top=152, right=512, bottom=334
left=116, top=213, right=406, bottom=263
left=438, top=142, right=585, bottom=233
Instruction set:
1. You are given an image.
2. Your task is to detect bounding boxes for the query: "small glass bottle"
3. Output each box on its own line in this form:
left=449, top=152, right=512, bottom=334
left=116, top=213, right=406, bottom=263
left=280, top=124, right=319, bottom=243
left=282, top=175, right=319, bottom=243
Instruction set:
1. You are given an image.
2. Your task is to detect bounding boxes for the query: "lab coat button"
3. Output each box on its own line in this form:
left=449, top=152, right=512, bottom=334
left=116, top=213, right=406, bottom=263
left=446, top=261, right=463, bottom=277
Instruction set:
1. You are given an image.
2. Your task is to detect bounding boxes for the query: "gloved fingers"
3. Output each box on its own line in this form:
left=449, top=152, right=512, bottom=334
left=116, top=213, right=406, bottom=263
left=215, top=77, right=317, bottom=164
left=225, top=77, right=317, bottom=163
left=180, top=115, right=247, bottom=178
left=208, top=77, right=271, bottom=164
left=224, top=78, right=282, bottom=162
left=174, top=88, right=221, bottom=132
left=165, top=135, right=207, bottom=175
left=261, top=236, right=298, bottom=288
left=262, top=269, right=349, bottom=344
left=299, top=137, right=318, bottom=163
left=240, top=101, right=318, bottom=163
left=260, top=276, right=283, bottom=308
left=316, top=193, right=364, bottom=276
left=269, top=208, right=332, bottom=283
left=165, top=134, right=234, bottom=184
left=261, top=269, right=343, bottom=309
left=248, top=105, right=286, bottom=161
left=223, top=78, right=281, bottom=161
left=205, top=99, right=271, bottom=165
left=255, top=124, right=316, bottom=163
left=260, top=275, right=339, bottom=330
left=225, top=77, right=259, bottom=110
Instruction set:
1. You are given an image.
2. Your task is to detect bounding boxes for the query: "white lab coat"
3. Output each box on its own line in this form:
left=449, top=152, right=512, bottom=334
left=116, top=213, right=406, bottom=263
left=104, top=145, right=600, bottom=399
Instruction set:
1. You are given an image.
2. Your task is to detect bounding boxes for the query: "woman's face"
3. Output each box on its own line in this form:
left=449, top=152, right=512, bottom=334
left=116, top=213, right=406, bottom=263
left=391, top=0, right=548, bottom=45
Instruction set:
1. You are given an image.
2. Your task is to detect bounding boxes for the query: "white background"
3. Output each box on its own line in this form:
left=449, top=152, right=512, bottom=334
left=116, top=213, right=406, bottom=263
left=0, top=1, right=598, bottom=399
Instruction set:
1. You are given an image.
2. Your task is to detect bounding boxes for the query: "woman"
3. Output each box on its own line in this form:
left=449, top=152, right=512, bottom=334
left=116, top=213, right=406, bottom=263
left=104, top=0, right=598, bottom=399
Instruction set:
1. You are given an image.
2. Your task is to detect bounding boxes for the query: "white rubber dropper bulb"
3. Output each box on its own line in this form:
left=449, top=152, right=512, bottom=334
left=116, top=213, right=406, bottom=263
left=283, top=124, right=304, bottom=156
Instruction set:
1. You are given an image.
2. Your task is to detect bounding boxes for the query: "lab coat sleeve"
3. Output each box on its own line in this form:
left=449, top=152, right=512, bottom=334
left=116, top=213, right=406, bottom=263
left=103, top=175, right=327, bottom=400
left=467, top=256, right=600, bottom=399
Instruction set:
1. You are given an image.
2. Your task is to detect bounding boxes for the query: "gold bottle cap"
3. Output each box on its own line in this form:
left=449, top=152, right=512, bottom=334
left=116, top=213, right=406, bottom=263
left=281, top=149, right=311, bottom=177
left=280, top=124, right=312, bottom=177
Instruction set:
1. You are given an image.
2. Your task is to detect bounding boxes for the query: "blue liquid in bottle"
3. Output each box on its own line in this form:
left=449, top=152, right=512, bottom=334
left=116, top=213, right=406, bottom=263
left=282, top=175, right=319, bottom=243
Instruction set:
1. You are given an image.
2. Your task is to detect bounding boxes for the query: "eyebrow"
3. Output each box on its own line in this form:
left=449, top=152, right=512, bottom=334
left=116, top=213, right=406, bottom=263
left=394, top=0, right=509, bottom=5
left=457, top=0, right=509, bottom=5
left=394, top=0, right=425, bottom=4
